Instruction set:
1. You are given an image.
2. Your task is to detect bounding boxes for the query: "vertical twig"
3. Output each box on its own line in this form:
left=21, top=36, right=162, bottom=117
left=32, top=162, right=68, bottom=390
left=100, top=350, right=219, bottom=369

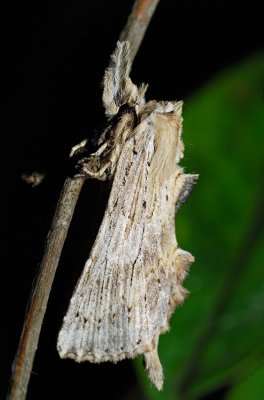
left=7, top=1, right=160, bottom=399
left=119, top=0, right=160, bottom=63
left=8, top=177, right=84, bottom=400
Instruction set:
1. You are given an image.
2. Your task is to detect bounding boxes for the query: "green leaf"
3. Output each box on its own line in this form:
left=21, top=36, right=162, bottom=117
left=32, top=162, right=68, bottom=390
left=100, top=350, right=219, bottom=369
left=135, top=53, right=264, bottom=400
left=226, top=364, right=264, bottom=400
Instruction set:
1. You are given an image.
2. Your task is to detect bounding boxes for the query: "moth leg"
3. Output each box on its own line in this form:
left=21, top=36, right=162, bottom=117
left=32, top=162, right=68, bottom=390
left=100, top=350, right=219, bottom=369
left=92, top=141, right=108, bottom=157
left=74, top=140, right=113, bottom=180
left=76, top=154, right=111, bottom=181
left=69, top=139, right=88, bottom=158
left=83, top=141, right=123, bottom=179
left=82, top=160, right=111, bottom=180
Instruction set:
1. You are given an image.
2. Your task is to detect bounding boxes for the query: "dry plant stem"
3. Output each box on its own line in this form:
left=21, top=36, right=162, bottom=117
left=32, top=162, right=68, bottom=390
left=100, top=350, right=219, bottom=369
left=7, top=177, right=84, bottom=400
left=119, top=0, right=160, bottom=63
left=7, top=0, right=160, bottom=399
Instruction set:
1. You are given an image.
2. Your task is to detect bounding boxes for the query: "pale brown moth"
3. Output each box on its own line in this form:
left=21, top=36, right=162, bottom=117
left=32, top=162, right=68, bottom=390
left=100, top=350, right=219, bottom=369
left=57, top=41, right=198, bottom=390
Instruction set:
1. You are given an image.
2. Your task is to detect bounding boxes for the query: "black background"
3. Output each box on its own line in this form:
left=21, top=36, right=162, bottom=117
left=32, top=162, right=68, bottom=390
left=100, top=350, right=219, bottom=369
left=2, top=1, right=263, bottom=399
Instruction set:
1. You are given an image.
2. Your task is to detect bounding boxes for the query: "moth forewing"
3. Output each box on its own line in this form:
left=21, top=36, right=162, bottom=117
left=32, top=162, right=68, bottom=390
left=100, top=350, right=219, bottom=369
left=57, top=41, right=198, bottom=391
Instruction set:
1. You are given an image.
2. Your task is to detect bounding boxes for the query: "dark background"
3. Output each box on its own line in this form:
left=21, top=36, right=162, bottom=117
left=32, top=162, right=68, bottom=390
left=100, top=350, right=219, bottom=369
left=2, top=1, right=263, bottom=399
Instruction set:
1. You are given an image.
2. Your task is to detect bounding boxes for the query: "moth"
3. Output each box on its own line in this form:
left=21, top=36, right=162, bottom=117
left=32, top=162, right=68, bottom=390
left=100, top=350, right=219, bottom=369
left=57, top=41, right=198, bottom=390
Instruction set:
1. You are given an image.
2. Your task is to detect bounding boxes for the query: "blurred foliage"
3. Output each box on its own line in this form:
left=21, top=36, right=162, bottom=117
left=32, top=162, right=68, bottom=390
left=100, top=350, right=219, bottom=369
left=135, top=53, right=264, bottom=400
